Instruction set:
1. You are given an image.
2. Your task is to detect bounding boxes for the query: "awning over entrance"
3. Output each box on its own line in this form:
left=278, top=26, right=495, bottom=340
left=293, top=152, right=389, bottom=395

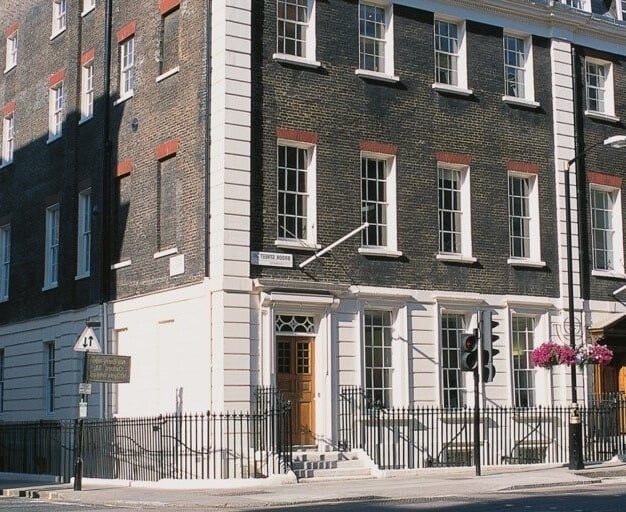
left=589, top=312, right=626, bottom=346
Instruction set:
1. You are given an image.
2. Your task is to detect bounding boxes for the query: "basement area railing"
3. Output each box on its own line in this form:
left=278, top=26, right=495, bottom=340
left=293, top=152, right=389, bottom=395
left=339, top=386, right=626, bottom=469
left=0, top=402, right=291, bottom=483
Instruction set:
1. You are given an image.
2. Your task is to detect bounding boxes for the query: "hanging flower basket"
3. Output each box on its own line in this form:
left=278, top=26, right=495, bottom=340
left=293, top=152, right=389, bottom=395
left=575, top=343, right=614, bottom=367
left=530, top=341, right=613, bottom=369
left=530, top=342, right=576, bottom=369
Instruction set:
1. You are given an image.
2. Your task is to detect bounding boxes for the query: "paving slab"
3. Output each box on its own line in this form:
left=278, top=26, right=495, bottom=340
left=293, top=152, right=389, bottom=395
left=1, top=460, right=625, bottom=509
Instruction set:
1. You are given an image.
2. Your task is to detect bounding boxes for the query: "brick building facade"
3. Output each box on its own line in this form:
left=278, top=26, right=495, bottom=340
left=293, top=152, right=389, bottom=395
left=1, top=0, right=626, bottom=455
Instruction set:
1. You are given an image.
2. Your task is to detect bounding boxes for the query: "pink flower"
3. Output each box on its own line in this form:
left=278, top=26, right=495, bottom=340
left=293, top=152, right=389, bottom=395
left=530, top=342, right=576, bottom=368
left=576, top=344, right=613, bottom=366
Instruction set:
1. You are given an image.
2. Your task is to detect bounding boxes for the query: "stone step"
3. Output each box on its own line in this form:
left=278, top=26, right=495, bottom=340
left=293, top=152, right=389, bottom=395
left=292, top=451, right=358, bottom=463
left=291, top=458, right=367, bottom=471
left=294, top=465, right=373, bottom=480
left=291, top=450, right=373, bottom=480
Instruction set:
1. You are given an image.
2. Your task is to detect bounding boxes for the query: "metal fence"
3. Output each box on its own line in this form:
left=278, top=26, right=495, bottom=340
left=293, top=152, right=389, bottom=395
left=0, top=406, right=291, bottom=482
left=0, top=420, right=74, bottom=480
left=339, top=386, right=626, bottom=469
left=3, top=389, right=626, bottom=481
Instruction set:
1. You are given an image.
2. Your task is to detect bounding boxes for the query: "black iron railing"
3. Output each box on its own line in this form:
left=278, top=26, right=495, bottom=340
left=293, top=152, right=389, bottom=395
left=0, top=420, right=74, bottom=480
left=339, top=386, right=626, bottom=469
left=0, top=406, right=291, bottom=482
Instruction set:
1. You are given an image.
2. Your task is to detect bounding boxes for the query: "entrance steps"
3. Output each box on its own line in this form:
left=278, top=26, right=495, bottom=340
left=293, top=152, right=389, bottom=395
left=291, top=450, right=374, bottom=481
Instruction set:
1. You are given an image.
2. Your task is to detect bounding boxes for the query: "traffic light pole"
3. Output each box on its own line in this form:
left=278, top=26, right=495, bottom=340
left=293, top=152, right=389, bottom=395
left=473, top=367, right=481, bottom=477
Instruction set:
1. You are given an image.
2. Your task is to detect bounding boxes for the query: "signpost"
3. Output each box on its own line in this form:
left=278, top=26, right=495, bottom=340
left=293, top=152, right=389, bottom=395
left=73, top=326, right=103, bottom=353
left=72, top=322, right=101, bottom=491
left=85, top=354, right=131, bottom=383
left=72, top=322, right=131, bottom=491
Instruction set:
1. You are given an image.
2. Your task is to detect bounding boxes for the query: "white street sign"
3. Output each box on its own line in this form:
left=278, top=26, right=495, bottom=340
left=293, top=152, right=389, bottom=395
left=79, top=383, right=92, bottom=395
left=251, top=251, right=293, bottom=268
left=73, top=326, right=102, bottom=353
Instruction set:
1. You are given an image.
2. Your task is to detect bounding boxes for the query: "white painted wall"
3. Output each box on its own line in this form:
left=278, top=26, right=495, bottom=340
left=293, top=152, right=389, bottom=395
left=110, top=282, right=212, bottom=417
left=0, top=305, right=102, bottom=421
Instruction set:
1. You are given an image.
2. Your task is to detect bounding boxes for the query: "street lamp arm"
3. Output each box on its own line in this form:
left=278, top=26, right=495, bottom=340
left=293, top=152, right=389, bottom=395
left=566, top=140, right=603, bottom=168
left=298, top=222, right=369, bottom=269
left=567, top=135, right=626, bottom=168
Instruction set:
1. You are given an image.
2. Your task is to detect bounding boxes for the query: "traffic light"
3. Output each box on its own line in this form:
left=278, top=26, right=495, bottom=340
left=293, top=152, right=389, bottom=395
left=480, top=310, right=499, bottom=383
left=460, top=329, right=479, bottom=372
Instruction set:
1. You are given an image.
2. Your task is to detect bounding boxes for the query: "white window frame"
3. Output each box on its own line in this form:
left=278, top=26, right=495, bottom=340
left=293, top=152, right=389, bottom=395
left=45, top=341, right=55, bottom=413
left=359, top=151, right=400, bottom=257
left=507, top=171, right=544, bottom=268
left=590, top=185, right=625, bottom=277
left=511, top=315, right=536, bottom=408
left=76, top=189, right=91, bottom=279
left=359, top=304, right=408, bottom=409
left=433, top=16, right=471, bottom=96
left=502, top=32, right=539, bottom=108
left=619, top=1, right=626, bottom=21
left=440, top=311, right=470, bottom=408
left=82, top=0, right=96, bottom=16
left=273, top=0, right=320, bottom=68
left=80, top=61, right=94, bottom=122
left=275, top=139, right=318, bottom=250
left=5, top=30, right=17, bottom=71
left=51, top=0, right=67, bottom=38
left=48, top=82, right=64, bottom=141
left=2, top=112, right=14, bottom=166
left=584, top=58, right=617, bottom=121
left=119, top=37, right=135, bottom=101
left=559, top=0, right=591, bottom=11
left=355, top=1, right=398, bottom=82
left=0, top=348, right=4, bottom=413
left=436, top=163, right=475, bottom=263
left=0, top=224, right=10, bottom=302
left=44, top=204, right=60, bottom=290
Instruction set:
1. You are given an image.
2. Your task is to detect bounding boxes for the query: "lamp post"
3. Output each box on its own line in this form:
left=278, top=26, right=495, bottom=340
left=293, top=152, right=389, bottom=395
left=563, top=134, right=626, bottom=470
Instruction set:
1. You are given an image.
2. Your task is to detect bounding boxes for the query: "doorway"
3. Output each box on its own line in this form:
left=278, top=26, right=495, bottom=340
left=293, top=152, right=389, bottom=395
left=276, top=336, right=316, bottom=446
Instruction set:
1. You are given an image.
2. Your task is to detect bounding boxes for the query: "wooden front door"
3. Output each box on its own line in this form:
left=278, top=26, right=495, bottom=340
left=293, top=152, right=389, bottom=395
left=276, top=336, right=315, bottom=446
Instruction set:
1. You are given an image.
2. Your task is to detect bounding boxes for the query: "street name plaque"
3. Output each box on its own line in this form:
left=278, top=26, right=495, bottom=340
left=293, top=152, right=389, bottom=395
left=86, top=353, right=131, bottom=383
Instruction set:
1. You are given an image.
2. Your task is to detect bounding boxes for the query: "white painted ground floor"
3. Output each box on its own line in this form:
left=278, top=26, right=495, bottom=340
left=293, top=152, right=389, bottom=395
left=1, top=278, right=625, bottom=453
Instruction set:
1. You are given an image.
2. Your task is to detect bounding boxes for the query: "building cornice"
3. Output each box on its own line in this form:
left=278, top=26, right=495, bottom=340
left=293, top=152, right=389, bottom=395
left=396, top=0, right=626, bottom=55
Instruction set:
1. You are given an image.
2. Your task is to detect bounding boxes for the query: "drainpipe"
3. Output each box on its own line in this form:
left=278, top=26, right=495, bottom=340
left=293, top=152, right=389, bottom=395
left=205, top=0, right=213, bottom=409
left=99, top=0, right=114, bottom=418
left=102, top=0, right=113, bottom=304
left=570, top=46, right=588, bottom=301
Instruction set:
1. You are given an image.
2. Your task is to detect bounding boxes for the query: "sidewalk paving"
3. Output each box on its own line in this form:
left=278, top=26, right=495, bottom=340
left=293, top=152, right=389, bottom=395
left=3, top=460, right=626, bottom=509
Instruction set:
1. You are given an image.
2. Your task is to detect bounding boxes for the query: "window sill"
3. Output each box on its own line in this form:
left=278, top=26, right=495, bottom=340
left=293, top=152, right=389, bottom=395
left=432, top=83, right=473, bottom=97
left=42, top=283, right=58, bottom=292
left=111, top=259, right=132, bottom=270
left=81, top=6, right=95, bottom=16
left=436, top=253, right=477, bottom=264
left=355, top=69, right=400, bottom=83
left=78, top=115, right=93, bottom=125
left=113, top=91, right=134, bottom=106
left=502, top=95, right=541, bottom=109
left=154, top=247, right=178, bottom=259
left=358, top=247, right=403, bottom=258
left=4, top=63, right=16, bottom=74
left=50, top=29, right=66, bottom=41
left=274, top=240, right=321, bottom=252
left=591, top=269, right=626, bottom=279
left=0, top=160, right=13, bottom=169
left=156, top=67, right=180, bottom=83
left=584, top=110, right=620, bottom=123
left=75, top=273, right=90, bottom=280
left=273, top=53, right=322, bottom=69
left=508, top=258, right=546, bottom=268
left=47, top=134, right=62, bottom=144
